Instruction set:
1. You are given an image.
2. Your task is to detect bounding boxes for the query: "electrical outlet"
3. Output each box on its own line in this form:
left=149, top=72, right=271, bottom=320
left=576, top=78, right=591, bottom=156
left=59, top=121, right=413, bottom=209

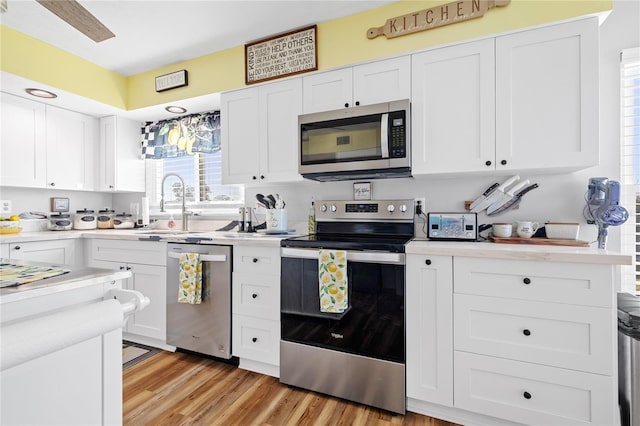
left=415, top=198, right=426, bottom=215
left=0, top=200, right=11, bottom=215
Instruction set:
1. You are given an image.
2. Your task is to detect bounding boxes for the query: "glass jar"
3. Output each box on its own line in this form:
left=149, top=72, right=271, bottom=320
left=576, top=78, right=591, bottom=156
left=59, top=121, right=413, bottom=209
left=97, top=209, right=115, bottom=229
left=73, top=209, right=97, bottom=230
left=114, top=213, right=135, bottom=229
left=48, top=213, right=73, bottom=231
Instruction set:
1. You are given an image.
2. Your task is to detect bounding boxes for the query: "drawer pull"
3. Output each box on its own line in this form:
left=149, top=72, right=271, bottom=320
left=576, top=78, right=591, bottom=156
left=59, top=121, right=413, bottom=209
left=523, top=329, right=531, bottom=336
left=252, top=258, right=259, bottom=263
left=252, top=337, right=258, bottom=343
left=523, top=391, right=532, bottom=400
left=13, top=245, right=21, bottom=250
left=252, top=293, right=258, bottom=299
left=425, top=259, right=432, bottom=265
left=523, top=277, right=531, bottom=285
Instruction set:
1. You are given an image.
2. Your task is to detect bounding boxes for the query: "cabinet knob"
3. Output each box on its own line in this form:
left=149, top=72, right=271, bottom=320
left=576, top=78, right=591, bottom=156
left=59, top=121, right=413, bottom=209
left=126, top=266, right=131, bottom=271
left=49, top=182, right=55, bottom=187
left=500, top=160, right=507, bottom=165
left=523, top=391, right=532, bottom=400
left=523, top=329, right=531, bottom=336
left=252, top=293, right=258, bottom=299
left=109, top=185, right=114, bottom=189
left=252, top=176, right=257, bottom=180
left=252, top=258, right=259, bottom=263
left=355, top=101, right=360, bottom=106
left=485, top=160, right=492, bottom=166
left=344, top=103, right=349, bottom=108
left=120, top=266, right=125, bottom=270
left=425, top=259, right=432, bottom=265
left=252, top=337, right=258, bottom=343
left=13, top=245, right=21, bottom=250
left=260, top=175, right=265, bottom=180
left=523, top=277, right=531, bottom=285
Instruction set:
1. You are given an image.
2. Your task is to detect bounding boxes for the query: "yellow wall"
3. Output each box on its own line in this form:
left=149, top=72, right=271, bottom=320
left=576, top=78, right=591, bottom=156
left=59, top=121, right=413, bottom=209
left=0, top=0, right=612, bottom=111
left=0, top=26, right=128, bottom=108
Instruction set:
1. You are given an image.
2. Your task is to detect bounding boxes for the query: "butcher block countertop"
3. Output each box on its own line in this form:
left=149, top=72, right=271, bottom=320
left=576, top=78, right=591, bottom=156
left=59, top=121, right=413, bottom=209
left=406, top=239, right=633, bottom=265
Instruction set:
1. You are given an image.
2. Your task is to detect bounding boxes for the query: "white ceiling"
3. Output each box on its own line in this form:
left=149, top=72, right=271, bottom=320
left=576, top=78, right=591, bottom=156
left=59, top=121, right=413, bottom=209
left=1, top=0, right=396, bottom=121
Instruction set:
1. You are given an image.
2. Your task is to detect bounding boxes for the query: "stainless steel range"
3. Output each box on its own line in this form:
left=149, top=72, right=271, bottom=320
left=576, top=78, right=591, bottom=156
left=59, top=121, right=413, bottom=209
left=279, top=199, right=414, bottom=414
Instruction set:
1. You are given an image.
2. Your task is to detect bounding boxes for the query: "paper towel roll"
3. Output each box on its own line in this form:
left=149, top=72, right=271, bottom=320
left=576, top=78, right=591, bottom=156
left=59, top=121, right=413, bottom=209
left=141, top=197, right=150, bottom=226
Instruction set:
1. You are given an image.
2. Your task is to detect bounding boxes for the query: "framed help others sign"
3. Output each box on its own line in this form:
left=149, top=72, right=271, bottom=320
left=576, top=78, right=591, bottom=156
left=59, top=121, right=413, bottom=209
left=245, top=25, right=317, bottom=84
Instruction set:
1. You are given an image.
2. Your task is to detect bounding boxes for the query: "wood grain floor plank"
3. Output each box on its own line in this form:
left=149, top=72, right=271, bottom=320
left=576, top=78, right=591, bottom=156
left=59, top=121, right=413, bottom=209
left=123, top=350, right=460, bottom=426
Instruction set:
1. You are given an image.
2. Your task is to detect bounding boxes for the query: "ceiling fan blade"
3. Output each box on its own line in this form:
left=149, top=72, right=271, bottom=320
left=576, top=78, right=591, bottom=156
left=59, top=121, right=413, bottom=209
left=36, top=0, right=115, bottom=43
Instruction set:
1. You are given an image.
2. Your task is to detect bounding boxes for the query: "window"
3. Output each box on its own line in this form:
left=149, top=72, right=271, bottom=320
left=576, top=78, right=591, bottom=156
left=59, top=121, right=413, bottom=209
left=143, top=112, right=244, bottom=217
left=620, top=47, right=640, bottom=294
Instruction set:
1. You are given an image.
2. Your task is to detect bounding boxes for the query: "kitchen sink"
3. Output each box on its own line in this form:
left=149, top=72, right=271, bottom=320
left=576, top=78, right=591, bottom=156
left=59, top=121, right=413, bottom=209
left=136, top=230, right=191, bottom=234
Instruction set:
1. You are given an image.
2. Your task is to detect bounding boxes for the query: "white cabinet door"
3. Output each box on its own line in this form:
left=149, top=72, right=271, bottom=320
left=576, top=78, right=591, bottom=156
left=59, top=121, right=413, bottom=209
left=259, top=78, right=303, bottom=183
left=412, top=39, right=495, bottom=174
left=495, top=18, right=598, bottom=171
left=9, top=239, right=77, bottom=265
left=98, top=116, right=145, bottom=192
left=302, top=67, right=352, bottom=113
left=45, top=106, right=97, bottom=190
left=353, top=56, right=411, bottom=106
left=125, top=262, right=166, bottom=340
left=406, top=254, right=454, bottom=406
left=222, top=79, right=302, bottom=185
left=0, top=93, right=46, bottom=188
left=221, top=87, right=261, bottom=184
left=302, top=57, right=411, bottom=113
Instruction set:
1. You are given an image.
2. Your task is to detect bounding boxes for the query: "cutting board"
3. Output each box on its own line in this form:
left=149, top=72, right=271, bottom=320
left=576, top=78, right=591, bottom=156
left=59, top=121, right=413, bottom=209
left=490, top=236, right=590, bottom=247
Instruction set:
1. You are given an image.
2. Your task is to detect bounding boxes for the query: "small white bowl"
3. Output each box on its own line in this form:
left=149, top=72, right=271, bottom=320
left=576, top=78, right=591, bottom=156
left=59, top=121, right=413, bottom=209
left=545, top=222, right=580, bottom=240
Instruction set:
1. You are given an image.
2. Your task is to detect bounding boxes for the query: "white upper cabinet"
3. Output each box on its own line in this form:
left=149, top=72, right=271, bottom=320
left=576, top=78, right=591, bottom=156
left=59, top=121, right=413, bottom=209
left=495, top=18, right=598, bottom=172
left=411, top=17, right=598, bottom=175
left=0, top=92, right=98, bottom=190
left=222, top=78, right=302, bottom=185
left=412, top=39, right=496, bottom=174
left=98, top=116, right=145, bottom=192
left=46, top=106, right=97, bottom=190
left=302, top=56, right=411, bottom=113
left=1, top=93, right=47, bottom=187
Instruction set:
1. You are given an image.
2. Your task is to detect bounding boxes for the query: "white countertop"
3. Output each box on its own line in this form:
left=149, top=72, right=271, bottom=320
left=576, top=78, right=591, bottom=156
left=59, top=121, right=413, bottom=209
left=406, top=239, right=632, bottom=265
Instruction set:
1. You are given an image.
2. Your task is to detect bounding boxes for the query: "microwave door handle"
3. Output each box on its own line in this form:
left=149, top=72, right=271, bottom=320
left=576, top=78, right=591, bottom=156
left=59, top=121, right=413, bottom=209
left=380, top=113, right=389, bottom=158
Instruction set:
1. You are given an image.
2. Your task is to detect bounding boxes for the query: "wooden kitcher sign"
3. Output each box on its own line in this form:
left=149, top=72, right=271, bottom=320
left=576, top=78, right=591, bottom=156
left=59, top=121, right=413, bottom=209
left=367, top=0, right=510, bottom=39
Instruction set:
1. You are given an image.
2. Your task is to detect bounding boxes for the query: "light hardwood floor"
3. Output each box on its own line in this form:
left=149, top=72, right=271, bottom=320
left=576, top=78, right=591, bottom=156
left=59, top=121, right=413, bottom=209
left=123, top=350, right=459, bottom=426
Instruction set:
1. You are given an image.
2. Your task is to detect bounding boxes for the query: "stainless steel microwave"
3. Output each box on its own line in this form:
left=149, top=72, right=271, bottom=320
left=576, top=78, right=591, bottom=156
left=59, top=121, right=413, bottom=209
left=298, top=99, right=411, bottom=182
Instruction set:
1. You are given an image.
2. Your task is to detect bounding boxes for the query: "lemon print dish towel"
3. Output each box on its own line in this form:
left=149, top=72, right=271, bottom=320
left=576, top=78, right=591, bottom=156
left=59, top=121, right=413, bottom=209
left=178, top=252, right=202, bottom=304
left=319, top=249, right=348, bottom=313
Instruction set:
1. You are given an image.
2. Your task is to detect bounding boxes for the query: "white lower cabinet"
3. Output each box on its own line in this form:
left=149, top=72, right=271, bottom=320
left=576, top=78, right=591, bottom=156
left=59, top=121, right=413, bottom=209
left=406, top=254, right=454, bottom=406
left=231, top=245, right=280, bottom=377
left=452, top=257, right=617, bottom=425
left=7, top=239, right=78, bottom=265
left=86, top=239, right=167, bottom=344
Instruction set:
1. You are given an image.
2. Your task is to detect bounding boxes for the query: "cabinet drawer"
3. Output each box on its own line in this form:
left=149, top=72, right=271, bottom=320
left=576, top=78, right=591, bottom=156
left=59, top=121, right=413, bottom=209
left=454, top=352, right=616, bottom=425
left=454, top=294, right=614, bottom=375
left=87, top=239, right=166, bottom=266
left=454, top=257, right=613, bottom=307
left=233, top=246, right=280, bottom=275
left=232, top=315, right=279, bottom=365
left=232, top=272, right=279, bottom=320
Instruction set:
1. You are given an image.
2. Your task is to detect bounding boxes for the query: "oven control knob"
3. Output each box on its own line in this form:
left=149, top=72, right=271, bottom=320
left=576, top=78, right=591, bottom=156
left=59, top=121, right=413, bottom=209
left=330, top=204, right=337, bottom=213
left=320, top=204, right=327, bottom=213
left=400, top=204, right=408, bottom=213
left=387, top=204, right=396, bottom=213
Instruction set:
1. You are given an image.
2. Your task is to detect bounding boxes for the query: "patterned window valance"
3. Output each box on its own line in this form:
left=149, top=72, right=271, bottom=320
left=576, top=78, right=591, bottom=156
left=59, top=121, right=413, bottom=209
left=142, top=111, right=220, bottom=159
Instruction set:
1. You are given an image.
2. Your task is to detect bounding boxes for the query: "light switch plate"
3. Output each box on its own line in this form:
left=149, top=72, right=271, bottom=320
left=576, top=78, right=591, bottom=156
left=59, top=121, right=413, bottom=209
left=0, top=200, right=12, bottom=215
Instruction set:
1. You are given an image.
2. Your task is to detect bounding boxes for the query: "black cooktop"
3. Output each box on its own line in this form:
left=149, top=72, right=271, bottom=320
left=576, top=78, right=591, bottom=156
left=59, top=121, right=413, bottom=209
left=281, top=233, right=412, bottom=253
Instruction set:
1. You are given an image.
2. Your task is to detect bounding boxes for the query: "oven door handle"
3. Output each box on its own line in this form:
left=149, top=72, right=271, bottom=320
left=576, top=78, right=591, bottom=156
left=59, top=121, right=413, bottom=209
left=281, top=247, right=404, bottom=265
left=168, top=252, right=227, bottom=262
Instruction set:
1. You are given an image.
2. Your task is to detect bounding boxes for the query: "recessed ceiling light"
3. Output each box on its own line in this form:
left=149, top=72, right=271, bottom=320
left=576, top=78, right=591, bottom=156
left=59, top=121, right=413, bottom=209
left=165, top=106, right=187, bottom=114
left=25, top=88, right=57, bottom=99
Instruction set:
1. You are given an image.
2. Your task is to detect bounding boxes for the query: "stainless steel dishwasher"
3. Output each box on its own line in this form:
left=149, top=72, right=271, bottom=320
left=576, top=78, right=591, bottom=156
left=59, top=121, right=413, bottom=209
left=166, top=243, right=232, bottom=359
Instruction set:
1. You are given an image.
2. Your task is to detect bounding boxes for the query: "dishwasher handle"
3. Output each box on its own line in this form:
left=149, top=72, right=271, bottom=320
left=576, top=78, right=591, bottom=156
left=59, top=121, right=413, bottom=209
left=168, top=252, right=227, bottom=262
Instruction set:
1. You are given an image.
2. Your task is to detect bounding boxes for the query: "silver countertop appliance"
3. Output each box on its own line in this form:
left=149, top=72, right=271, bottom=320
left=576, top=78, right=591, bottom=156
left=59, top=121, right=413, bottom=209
left=166, top=243, right=233, bottom=359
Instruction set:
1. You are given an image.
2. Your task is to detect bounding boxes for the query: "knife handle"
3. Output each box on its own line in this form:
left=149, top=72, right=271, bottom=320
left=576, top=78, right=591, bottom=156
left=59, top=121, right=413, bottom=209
left=482, top=182, right=500, bottom=196
left=497, top=175, right=520, bottom=191
left=515, top=183, right=539, bottom=197
left=506, top=179, right=529, bottom=196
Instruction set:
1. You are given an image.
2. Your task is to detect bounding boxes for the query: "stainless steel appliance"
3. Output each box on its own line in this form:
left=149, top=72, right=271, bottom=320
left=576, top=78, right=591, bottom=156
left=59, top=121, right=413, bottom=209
left=166, top=243, right=232, bottom=359
left=618, top=292, right=640, bottom=426
left=280, top=199, right=414, bottom=414
left=427, top=212, right=478, bottom=240
left=298, top=100, right=411, bottom=182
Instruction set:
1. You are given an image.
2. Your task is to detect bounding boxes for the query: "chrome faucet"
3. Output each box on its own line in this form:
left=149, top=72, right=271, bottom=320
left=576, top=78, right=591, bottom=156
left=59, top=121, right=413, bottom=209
left=160, top=172, right=191, bottom=231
